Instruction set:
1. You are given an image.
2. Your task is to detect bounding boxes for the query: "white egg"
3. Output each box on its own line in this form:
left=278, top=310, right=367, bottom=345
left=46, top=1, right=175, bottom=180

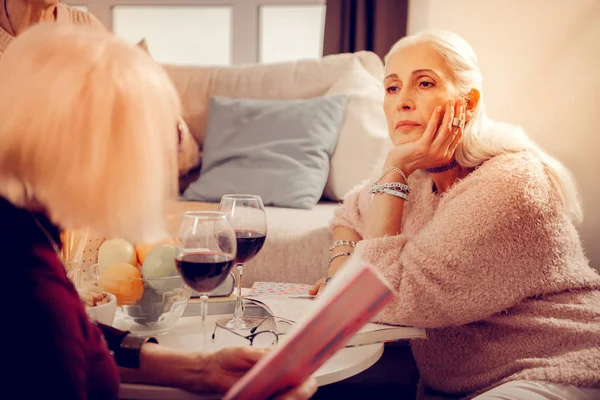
left=97, top=238, right=137, bottom=274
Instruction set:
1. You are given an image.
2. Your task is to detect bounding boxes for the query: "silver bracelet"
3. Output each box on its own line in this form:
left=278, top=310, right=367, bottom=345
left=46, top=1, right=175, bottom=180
left=328, top=252, right=352, bottom=266
left=375, top=167, right=408, bottom=184
left=370, top=183, right=410, bottom=194
left=372, top=188, right=408, bottom=201
left=380, top=182, right=410, bottom=191
left=329, top=240, right=356, bottom=252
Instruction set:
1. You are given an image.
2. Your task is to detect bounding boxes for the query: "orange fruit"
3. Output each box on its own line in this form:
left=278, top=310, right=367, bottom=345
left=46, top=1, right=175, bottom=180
left=135, top=238, right=176, bottom=265
left=99, top=262, right=144, bottom=306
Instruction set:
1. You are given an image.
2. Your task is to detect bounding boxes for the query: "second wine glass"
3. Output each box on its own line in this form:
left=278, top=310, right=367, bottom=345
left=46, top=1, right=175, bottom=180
left=218, top=194, right=267, bottom=330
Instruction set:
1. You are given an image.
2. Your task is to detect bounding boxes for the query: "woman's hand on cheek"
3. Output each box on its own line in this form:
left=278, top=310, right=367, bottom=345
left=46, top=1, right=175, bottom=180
left=385, top=98, right=465, bottom=175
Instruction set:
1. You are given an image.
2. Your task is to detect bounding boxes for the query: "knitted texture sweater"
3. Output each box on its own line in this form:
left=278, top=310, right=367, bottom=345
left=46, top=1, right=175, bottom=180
left=332, top=151, right=600, bottom=398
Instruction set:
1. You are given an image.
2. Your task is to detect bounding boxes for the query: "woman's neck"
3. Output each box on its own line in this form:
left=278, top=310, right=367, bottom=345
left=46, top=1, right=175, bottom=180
left=1, top=0, right=57, bottom=36
left=428, top=163, right=472, bottom=194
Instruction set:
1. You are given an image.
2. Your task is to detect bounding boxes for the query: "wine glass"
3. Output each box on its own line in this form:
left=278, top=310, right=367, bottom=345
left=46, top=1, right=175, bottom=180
left=175, top=211, right=237, bottom=349
left=217, top=194, right=267, bottom=330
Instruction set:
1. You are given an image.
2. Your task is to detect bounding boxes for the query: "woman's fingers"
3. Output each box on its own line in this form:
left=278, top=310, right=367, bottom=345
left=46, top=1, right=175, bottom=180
left=422, top=105, right=444, bottom=144
left=446, top=100, right=465, bottom=155
left=309, top=279, right=324, bottom=295
left=432, top=98, right=456, bottom=148
left=442, top=99, right=464, bottom=149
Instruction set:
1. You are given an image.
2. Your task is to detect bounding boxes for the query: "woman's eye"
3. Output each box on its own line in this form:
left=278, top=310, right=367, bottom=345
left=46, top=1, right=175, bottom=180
left=419, top=81, right=435, bottom=88
left=385, top=85, right=399, bottom=94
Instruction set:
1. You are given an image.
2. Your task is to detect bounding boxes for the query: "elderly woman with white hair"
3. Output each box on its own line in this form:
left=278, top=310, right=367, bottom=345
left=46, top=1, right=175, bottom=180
left=311, top=30, right=600, bottom=399
left=0, top=24, right=316, bottom=400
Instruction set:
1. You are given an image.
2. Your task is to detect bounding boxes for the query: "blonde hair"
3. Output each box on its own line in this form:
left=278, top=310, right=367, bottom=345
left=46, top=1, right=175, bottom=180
left=385, top=30, right=583, bottom=224
left=0, top=23, right=180, bottom=242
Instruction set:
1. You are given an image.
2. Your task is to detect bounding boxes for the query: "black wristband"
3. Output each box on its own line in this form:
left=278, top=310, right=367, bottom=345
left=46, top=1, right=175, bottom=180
left=114, top=334, right=159, bottom=369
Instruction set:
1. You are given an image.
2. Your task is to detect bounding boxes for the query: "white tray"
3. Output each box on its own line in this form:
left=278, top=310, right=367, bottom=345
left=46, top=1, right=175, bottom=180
left=119, top=315, right=383, bottom=399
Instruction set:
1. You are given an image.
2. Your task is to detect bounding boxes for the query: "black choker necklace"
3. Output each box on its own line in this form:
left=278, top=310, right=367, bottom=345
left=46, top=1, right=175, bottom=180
left=426, top=159, right=458, bottom=174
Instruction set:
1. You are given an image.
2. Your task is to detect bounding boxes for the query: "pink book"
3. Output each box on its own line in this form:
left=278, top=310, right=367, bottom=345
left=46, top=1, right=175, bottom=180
left=223, top=256, right=396, bottom=400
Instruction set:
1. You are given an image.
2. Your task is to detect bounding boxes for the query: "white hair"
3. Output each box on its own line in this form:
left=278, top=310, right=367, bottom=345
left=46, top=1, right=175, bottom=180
left=0, top=24, right=180, bottom=242
left=385, top=29, right=583, bottom=224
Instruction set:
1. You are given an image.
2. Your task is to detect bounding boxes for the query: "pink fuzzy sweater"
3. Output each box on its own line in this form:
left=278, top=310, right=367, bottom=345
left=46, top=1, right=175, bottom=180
left=332, top=151, right=600, bottom=398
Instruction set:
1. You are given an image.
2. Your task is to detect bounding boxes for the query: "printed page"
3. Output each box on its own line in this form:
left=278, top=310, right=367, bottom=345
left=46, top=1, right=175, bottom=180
left=245, top=296, right=315, bottom=322
left=249, top=282, right=313, bottom=296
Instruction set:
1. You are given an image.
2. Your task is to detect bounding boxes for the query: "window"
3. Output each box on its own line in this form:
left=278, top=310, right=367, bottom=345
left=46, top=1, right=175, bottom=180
left=64, top=0, right=325, bottom=66
left=259, top=5, right=326, bottom=64
left=112, top=6, right=232, bottom=65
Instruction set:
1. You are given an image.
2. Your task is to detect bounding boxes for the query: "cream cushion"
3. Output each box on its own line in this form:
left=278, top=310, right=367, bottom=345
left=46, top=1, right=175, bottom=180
left=323, top=59, right=391, bottom=200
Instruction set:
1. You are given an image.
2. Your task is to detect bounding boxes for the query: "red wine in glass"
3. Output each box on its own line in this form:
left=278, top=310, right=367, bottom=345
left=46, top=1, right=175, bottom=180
left=175, top=252, right=235, bottom=293
left=176, top=211, right=236, bottom=350
left=218, top=194, right=267, bottom=330
left=234, top=230, right=266, bottom=264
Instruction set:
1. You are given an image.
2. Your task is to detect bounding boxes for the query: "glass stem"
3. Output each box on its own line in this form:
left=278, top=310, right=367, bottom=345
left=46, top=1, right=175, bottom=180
left=234, top=264, right=244, bottom=324
left=201, top=294, right=208, bottom=350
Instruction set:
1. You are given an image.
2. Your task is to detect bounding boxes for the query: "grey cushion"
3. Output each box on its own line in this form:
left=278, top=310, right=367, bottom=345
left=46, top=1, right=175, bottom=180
left=183, top=95, right=348, bottom=209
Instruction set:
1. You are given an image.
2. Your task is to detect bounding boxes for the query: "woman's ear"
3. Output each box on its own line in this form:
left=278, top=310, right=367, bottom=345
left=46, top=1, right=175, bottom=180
left=464, top=88, right=480, bottom=122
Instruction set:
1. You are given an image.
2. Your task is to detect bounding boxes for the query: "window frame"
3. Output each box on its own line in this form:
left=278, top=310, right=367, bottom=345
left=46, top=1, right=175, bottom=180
left=64, top=0, right=326, bottom=64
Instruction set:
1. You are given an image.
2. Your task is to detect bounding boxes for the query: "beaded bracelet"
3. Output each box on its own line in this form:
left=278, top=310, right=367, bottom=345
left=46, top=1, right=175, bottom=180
left=375, top=167, right=408, bottom=184
left=329, top=240, right=356, bottom=252
left=328, top=252, right=352, bottom=266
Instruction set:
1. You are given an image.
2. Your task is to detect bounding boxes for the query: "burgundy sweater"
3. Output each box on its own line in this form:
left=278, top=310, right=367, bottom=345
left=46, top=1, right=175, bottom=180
left=3, top=197, right=119, bottom=399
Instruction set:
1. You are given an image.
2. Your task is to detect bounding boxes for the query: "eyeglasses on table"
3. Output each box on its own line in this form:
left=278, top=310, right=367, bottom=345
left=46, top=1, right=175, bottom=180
left=211, top=316, right=295, bottom=348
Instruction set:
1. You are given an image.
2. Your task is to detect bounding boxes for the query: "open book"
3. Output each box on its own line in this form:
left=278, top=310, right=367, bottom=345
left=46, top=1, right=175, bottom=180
left=245, top=295, right=425, bottom=347
left=248, top=281, right=313, bottom=296
left=223, top=255, right=426, bottom=400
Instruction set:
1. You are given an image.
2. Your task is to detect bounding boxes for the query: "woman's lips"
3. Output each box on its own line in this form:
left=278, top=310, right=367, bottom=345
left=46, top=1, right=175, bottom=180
left=395, top=120, right=421, bottom=131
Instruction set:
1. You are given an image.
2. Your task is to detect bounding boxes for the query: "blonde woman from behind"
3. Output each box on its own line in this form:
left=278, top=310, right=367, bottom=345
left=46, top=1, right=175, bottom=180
left=0, top=24, right=316, bottom=400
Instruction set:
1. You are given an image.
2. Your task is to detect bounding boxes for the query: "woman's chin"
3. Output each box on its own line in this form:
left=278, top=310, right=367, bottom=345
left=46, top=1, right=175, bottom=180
left=390, top=131, right=423, bottom=146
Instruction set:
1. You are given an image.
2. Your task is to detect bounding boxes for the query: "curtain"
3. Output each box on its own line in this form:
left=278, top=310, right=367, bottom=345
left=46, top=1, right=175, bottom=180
left=323, top=0, right=409, bottom=60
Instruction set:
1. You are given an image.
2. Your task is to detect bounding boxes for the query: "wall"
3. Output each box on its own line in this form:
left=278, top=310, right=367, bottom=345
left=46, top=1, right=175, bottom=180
left=407, top=0, right=600, bottom=270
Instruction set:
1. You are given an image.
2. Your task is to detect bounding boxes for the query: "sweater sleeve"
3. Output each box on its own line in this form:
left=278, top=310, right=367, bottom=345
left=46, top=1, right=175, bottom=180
left=329, top=182, right=369, bottom=236
left=358, top=154, right=585, bottom=328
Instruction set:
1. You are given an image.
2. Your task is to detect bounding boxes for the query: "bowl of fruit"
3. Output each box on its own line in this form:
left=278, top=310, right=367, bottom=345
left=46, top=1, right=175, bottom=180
left=85, top=238, right=192, bottom=336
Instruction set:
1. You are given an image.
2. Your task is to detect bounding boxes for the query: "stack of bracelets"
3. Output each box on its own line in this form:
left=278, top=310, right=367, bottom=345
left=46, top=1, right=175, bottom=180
left=326, top=167, right=409, bottom=284
left=326, top=240, right=356, bottom=282
left=369, top=166, right=410, bottom=200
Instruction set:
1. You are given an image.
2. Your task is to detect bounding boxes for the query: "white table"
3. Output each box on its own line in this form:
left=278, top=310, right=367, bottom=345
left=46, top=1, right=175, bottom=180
left=119, top=314, right=384, bottom=400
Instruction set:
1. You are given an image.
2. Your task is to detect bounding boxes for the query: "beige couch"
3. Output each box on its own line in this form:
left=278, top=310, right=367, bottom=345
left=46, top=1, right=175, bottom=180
left=83, top=51, right=390, bottom=286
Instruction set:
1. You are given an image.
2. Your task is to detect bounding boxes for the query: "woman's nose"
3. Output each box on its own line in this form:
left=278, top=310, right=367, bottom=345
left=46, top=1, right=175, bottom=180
left=396, top=90, right=415, bottom=111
